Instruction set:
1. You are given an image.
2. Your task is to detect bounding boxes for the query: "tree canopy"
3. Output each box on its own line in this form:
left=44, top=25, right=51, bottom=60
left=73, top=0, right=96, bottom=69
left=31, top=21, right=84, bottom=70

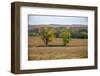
left=40, top=26, right=55, bottom=46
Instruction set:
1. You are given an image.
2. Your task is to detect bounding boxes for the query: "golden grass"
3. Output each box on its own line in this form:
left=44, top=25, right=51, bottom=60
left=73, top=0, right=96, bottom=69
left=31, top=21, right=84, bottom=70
left=28, top=37, right=88, bottom=60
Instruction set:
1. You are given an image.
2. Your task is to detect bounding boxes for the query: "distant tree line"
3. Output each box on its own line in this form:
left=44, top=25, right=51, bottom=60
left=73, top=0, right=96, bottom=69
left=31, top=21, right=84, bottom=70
left=28, top=26, right=87, bottom=46
left=29, top=26, right=88, bottom=39
left=71, top=29, right=88, bottom=39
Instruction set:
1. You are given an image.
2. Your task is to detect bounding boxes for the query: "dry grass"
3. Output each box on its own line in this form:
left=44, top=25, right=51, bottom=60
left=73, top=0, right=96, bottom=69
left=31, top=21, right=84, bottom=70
left=28, top=37, right=88, bottom=60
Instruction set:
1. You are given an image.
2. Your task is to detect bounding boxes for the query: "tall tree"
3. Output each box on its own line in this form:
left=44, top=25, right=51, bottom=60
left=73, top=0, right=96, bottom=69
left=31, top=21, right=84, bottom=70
left=40, top=26, right=55, bottom=46
left=60, top=28, right=71, bottom=46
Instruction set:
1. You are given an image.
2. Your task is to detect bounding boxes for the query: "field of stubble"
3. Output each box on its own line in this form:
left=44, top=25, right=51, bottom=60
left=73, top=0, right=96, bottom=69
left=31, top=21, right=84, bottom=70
left=28, top=37, right=88, bottom=60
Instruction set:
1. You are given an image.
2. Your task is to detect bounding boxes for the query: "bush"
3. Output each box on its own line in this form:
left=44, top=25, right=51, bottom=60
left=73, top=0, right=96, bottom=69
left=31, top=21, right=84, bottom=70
left=28, top=32, right=38, bottom=36
left=80, top=32, right=88, bottom=39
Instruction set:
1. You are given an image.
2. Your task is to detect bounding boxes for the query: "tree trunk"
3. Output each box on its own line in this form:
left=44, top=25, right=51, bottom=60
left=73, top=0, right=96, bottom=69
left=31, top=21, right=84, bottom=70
left=63, top=42, right=66, bottom=46
left=45, top=38, right=48, bottom=46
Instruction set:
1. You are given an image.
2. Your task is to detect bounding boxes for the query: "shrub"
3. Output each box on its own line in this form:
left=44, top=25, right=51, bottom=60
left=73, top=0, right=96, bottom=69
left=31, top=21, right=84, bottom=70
left=80, top=32, right=88, bottom=39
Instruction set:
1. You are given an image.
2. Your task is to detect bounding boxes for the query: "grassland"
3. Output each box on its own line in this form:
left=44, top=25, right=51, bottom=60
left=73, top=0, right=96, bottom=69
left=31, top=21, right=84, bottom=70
left=28, top=36, right=88, bottom=60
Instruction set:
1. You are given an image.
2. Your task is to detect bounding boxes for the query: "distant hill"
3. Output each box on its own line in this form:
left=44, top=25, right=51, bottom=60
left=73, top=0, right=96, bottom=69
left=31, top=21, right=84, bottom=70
left=28, top=24, right=87, bottom=32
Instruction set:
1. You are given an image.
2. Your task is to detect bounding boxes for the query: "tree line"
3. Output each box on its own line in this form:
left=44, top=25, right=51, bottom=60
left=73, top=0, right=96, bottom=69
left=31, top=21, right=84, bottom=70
left=29, top=26, right=88, bottom=46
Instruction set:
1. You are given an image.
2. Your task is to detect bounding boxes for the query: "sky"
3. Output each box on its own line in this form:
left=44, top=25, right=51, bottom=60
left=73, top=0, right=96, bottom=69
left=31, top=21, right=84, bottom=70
left=28, top=15, right=88, bottom=25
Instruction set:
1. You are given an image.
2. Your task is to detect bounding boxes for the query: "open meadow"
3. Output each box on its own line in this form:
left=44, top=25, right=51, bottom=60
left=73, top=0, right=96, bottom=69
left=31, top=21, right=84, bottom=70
left=28, top=36, right=88, bottom=60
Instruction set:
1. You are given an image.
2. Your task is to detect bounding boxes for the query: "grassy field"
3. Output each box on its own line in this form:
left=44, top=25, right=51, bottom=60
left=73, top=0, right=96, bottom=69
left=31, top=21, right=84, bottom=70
left=28, top=36, right=88, bottom=60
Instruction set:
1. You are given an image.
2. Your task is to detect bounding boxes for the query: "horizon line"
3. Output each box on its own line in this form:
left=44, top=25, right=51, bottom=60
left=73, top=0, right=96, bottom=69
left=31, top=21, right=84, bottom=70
left=29, top=24, right=88, bottom=26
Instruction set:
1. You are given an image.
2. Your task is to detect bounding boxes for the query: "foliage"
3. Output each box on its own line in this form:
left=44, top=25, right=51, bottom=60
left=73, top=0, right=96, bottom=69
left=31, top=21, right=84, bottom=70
left=40, top=26, right=55, bottom=46
left=60, top=28, right=71, bottom=46
left=28, top=32, right=38, bottom=36
left=80, top=32, right=88, bottom=39
left=71, top=30, right=80, bottom=38
left=79, top=29, right=87, bottom=33
left=70, top=29, right=88, bottom=39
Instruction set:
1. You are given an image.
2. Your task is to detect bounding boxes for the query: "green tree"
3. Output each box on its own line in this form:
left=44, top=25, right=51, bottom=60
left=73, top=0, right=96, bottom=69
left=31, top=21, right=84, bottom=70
left=40, top=26, right=55, bottom=46
left=80, top=32, right=88, bottom=39
left=60, top=29, right=71, bottom=46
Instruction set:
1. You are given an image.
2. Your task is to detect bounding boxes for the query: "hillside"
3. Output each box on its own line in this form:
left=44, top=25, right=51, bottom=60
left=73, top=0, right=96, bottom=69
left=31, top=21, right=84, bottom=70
left=28, top=24, right=87, bottom=32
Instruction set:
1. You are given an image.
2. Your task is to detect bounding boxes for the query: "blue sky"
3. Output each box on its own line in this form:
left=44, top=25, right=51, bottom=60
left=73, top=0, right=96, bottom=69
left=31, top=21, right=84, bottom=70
left=28, top=15, right=88, bottom=25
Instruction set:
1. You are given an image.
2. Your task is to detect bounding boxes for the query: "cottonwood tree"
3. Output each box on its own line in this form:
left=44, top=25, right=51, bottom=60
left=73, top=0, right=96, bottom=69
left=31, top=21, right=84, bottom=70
left=40, top=26, right=55, bottom=46
left=60, top=29, right=71, bottom=46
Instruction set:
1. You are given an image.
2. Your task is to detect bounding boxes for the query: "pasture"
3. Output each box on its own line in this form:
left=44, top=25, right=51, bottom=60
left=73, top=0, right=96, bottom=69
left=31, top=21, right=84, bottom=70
left=28, top=36, right=88, bottom=60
